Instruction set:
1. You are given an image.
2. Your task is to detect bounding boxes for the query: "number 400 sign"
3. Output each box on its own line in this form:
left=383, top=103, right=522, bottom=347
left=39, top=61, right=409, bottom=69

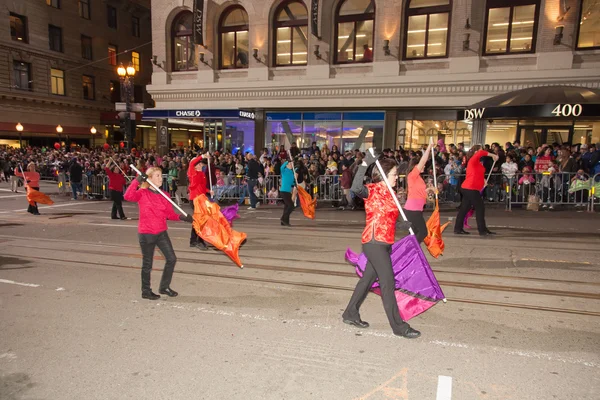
left=551, top=104, right=583, bottom=117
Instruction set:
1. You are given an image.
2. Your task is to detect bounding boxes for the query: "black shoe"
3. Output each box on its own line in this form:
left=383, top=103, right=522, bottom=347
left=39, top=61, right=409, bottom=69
left=479, top=231, right=494, bottom=237
left=33, top=212, right=40, bottom=216
left=111, top=217, right=119, bottom=220
left=454, top=230, right=470, bottom=235
left=120, top=217, right=128, bottom=220
left=142, top=291, right=160, bottom=300
left=193, top=242, right=208, bottom=251
left=394, top=327, right=421, bottom=339
left=159, top=288, right=178, bottom=297
left=280, top=220, right=291, bottom=227
left=343, top=319, right=370, bottom=328
left=485, top=229, right=496, bottom=235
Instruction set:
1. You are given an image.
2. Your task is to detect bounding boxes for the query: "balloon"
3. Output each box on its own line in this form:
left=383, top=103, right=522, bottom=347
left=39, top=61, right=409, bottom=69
left=54, top=143, right=60, bottom=150
left=103, top=143, right=110, bottom=150
left=119, top=142, right=125, bottom=148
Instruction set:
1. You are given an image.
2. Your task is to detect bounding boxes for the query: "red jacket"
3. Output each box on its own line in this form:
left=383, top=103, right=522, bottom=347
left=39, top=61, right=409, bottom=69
left=124, top=180, right=181, bottom=234
left=362, top=182, right=399, bottom=244
left=188, top=157, right=207, bottom=201
left=462, top=150, right=487, bottom=191
left=104, top=168, right=126, bottom=192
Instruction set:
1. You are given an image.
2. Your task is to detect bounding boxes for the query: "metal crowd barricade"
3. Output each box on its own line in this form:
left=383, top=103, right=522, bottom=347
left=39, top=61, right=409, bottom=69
left=589, top=173, right=600, bottom=212
left=316, top=175, right=343, bottom=202
left=82, top=174, right=109, bottom=199
left=507, top=172, right=591, bottom=211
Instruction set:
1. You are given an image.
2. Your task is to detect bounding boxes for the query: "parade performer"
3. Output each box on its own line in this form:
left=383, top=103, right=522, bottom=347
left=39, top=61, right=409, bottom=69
left=342, top=152, right=421, bottom=339
left=104, top=159, right=128, bottom=220
left=404, top=142, right=434, bottom=243
left=15, top=163, right=41, bottom=215
left=124, top=167, right=193, bottom=300
left=454, top=145, right=498, bottom=236
left=280, top=158, right=296, bottom=226
left=188, top=154, right=210, bottom=250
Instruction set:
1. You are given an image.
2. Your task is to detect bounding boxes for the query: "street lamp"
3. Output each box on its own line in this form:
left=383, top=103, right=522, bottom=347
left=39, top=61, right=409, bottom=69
left=16, top=122, right=23, bottom=148
left=56, top=125, right=63, bottom=133
left=90, top=126, right=97, bottom=148
left=117, top=62, right=136, bottom=151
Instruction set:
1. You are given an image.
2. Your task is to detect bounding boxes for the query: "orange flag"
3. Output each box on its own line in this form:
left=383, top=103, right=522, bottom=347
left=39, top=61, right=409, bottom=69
left=423, top=199, right=450, bottom=258
left=26, top=186, right=54, bottom=207
left=297, top=185, right=316, bottom=219
left=192, top=195, right=246, bottom=268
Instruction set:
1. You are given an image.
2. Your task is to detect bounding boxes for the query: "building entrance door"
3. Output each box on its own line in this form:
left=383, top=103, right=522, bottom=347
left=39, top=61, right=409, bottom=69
left=518, top=125, right=573, bottom=148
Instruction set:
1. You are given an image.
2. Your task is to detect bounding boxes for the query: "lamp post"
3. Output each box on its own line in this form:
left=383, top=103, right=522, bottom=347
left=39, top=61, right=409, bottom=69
left=56, top=124, right=63, bottom=148
left=16, top=122, right=23, bottom=148
left=90, top=126, right=97, bottom=148
left=117, top=62, right=136, bottom=151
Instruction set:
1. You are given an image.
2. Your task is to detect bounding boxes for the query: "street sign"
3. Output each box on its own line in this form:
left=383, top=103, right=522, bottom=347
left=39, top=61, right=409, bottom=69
left=118, top=112, right=136, bottom=120
left=116, top=103, right=144, bottom=112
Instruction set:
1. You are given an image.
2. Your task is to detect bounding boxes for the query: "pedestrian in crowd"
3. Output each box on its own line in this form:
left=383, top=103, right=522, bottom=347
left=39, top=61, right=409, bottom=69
left=69, top=157, right=83, bottom=200
left=342, top=151, right=421, bottom=339
left=340, top=163, right=354, bottom=210
left=15, top=162, right=41, bottom=215
left=280, top=158, right=295, bottom=227
left=404, top=142, right=434, bottom=243
left=104, top=160, right=127, bottom=220
left=124, top=167, right=193, bottom=300
left=175, top=161, right=188, bottom=205
left=454, top=145, right=499, bottom=237
left=245, top=153, right=263, bottom=210
left=188, top=154, right=210, bottom=250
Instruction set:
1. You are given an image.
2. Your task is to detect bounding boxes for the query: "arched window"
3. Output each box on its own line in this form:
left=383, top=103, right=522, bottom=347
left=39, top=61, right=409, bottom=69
left=404, top=0, right=451, bottom=59
left=172, top=12, right=197, bottom=71
left=334, top=0, right=375, bottom=64
left=577, top=0, right=600, bottom=50
left=274, top=1, right=309, bottom=66
left=219, top=6, right=249, bottom=69
left=483, top=0, right=540, bottom=55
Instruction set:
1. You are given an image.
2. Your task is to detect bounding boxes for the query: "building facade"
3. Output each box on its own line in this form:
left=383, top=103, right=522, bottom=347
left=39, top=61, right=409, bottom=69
left=147, top=0, right=600, bottom=154
left=0, top=0, right=152, bottom=148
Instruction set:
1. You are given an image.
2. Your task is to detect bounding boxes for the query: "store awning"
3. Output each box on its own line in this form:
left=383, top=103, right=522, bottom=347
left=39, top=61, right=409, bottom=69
left=459, top=85, right=600, bottom=121
left=142, top=109, right=255, bottom=120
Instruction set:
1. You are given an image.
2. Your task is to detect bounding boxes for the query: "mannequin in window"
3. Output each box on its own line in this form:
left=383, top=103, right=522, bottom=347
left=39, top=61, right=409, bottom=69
left=237, top=49, right=248, bottom=67
left=362, top=44, right=373, bottom=62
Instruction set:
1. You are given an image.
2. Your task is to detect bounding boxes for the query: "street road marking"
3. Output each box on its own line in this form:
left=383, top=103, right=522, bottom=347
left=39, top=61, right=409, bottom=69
left=0, top=279, right=40, bottom=287
left=0, top=201, right=101, bottom=214
left=0, top=194, right=26, bottom=198
left=0, top=352, right=17, bottom=360
left=521, top=258, right=591, bottom=265
left=355, top=368, right=408, bottom=400
left=436, top=375, right=453, bottom=400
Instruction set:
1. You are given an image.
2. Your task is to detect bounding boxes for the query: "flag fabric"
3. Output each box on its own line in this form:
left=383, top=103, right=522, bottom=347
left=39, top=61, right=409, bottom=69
left=192, top=195, right=246, bottom=268
left=26, top=186, right=54, bottom=207
left=297, top=185, right=316, bottom=219
left=220, top=203, right=240, bottom=226
left=345, top=235, right=445, bottom=321
left=423, top=199, right=450, bottom=258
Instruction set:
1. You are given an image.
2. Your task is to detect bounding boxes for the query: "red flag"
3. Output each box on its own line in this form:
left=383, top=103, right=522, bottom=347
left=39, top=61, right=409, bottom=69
left=192, top=195, right=246, bottom=268
left=423, top=199, right=450, bottom=258
left=26, top=186, right=54, bottom=207
left=297, top=185, right=316, bottom=219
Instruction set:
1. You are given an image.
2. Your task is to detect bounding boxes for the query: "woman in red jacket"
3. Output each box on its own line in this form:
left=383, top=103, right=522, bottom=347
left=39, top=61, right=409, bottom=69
left=124, top=167, right=193, bottom=300
left=453, top=145, right=498, bottom=236
left=342, top=153, right=421, bottom=339
left=15, top=163, right=41, bottom=215
left=104, top=161, right=127, bottom=220
left=187, top=155, right=211, bottom=250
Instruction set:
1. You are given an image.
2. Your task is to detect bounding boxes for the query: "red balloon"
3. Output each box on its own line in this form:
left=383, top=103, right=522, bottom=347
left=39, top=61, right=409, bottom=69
left=54, top=142, right=60, bottom=150
left=119, top=142, right=125, bottom=148
left=103, top=143, right=110, bottom=150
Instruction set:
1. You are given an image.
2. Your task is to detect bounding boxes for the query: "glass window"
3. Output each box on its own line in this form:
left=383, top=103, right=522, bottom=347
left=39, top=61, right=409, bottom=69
left=107, top=5, right=117, bottom=29
left=51, top=68, right=65, bottom=96
left=48, top=25, right=62, bottom=52
left=81, top=35, right=93, bottom=60
left=47, top=0, right=60, bottom=9
left=484, top=1, right=539, bottom=55
left=13, top=61, right=31, bottom=91
left=405, top=0, right=450, bottom=59
left=274, top=1, right=308, bottom=66
left=132, top=51, right=140, bottom=71
left=219, top=6, right=249, bottom=69
left=577, top=0, right=600, bottom=49
left=110, top=80, right=120, bottom=103
left=10, top=13, right=28, bottom=43
left=132, top=16, right=140, bottom=37
left=79, top=0, right=90, bottom=20
left=172, top=12, right=197, bottom=71
left=267, top=121, right=304, bottom=153
left=82, top=75, right=95, bottom=100
left=335, top=0, right=375, bottom=63
left=108, top=44, right=117, bottom=65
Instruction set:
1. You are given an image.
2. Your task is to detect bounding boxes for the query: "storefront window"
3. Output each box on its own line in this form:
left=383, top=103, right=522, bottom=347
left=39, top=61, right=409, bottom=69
left=274, top=1, right=308, bottom=66
left=404, top=0, right=451, bottom=59
left=484, top=0, right=539, bottom=55
left=577, top=0, right=600, bottom=49
left=335, top=0, right=375, bottom=64
left=172, top=12, right=197, bottom=71
left=267, top=120, right=303, bottom=153
left=399, top=119, right=472, bottom=150
left=225, top=120, right=255, bottom=154
left=219, top=6, right=249, bottom=69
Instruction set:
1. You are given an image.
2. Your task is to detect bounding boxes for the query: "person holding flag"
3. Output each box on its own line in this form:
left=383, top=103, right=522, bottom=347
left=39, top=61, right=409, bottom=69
left=188, top=153, right=211, bottom=250
left=404, top=142, right=434, bottom=243
left=342, top=152, right=421, bottom=339
left=279, top=157, right=296, bottom=227
left=124, top=167, right=193, bottom=300
left=15, top=163, right=41, bottom=215
left=104, top=159, right=128, bottom=220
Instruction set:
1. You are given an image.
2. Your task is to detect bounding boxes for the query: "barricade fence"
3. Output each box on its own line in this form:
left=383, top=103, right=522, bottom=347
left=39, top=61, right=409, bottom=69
left=66, top=172, right=599, bottom=212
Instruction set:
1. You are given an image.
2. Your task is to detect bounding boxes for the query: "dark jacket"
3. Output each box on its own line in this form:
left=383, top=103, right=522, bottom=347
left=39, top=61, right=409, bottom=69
left=246, top=158, right=263, bottom=179
left=69, top=161, right=83, bottom=183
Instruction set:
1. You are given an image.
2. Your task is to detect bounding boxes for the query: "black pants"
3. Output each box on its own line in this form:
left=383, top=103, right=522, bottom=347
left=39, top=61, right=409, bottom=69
left=454, top=188, right=487, bottom=234
left=343, top=242, right=410, bottom=335
left=405, top=210, right=427, bottom=243
left=281, top=191, right=294, bottom=224
left=189, top=200, right=206, bottom=246
left=27, top=187, right=39, bottom=214
left=110, top=190, right=125, bottom=219
left=138, top=231, right=177, bottom=293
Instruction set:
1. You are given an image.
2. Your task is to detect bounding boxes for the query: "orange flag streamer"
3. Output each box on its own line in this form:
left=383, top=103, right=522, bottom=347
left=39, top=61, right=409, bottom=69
left=192, top=195, right=246, bottom=268
left=297, top=185, right=316, bottom=220
left=26, top=186, right=54, bottom=207
left=423, top=199, right=450, bottom=259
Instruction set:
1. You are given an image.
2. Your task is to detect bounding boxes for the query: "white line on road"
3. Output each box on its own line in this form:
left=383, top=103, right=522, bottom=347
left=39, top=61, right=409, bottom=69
left=0, top=201, right=101, bottom=214
left=436, top=375, right=453, bottom=400
left=0, top=279, right=40, bottom=287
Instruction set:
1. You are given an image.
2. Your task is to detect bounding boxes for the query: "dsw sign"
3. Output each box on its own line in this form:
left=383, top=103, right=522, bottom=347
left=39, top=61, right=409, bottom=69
left=463, top=108, right=485, bottom=121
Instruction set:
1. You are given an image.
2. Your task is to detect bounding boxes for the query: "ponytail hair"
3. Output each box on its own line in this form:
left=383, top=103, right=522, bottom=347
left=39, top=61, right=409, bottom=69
left=467, top=144, right=482, bottom=160
left=407, top=157, right=420, bottom=174
left=140, top=167, right=162, bottom=189
left=371, top=158, right=398, bottom=183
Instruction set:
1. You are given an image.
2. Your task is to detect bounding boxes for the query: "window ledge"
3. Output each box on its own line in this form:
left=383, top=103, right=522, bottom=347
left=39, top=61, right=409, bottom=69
left=270, top=65, right=307, bottom=71
left=574, top=49, right=600, bottom=55
left=171, top=70, right=198, bottom=75
left=480, top=53, right=537, bottom=60
left=401, top=58, right=449, bottom=65
left=333, top=62, right=373, bottom=68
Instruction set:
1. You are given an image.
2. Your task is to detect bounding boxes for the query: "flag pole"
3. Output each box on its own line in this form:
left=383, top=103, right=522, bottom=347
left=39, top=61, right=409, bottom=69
left=109, top=157, right=132, bottom=181
left=129, top=164, right=188, bottom=216
left=205, top=152, right=213, bottom=192
left=430, top=138, right=438, bottom=201
left=19, top=164, right=28, bottom=188
left=484, top=159, right=497, bottom=187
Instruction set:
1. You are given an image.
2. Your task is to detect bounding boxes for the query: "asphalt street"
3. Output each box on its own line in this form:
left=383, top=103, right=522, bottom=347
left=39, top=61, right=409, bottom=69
left=0, top=181, right=599, bottom=400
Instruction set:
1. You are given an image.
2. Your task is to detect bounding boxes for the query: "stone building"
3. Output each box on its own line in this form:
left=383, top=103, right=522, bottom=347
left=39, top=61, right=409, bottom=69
left=0, top=0, right=152, bottom=148
left=146, top=0, right=600, bottom=154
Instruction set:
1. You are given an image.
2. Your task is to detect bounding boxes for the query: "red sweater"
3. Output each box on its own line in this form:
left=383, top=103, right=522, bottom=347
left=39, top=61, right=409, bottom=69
left=462, top=150, right=488, bottom=191
left=15, top=170, right=40, bottom=188
left=104, top=168, right=126, bottom=192
left=124, top=180, right=181, bottom=234
left=187, top=156, right=207, bottom=201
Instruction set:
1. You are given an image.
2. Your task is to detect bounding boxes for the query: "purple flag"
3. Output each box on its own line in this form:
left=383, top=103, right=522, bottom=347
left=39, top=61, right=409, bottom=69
left=221, top=203, right=240, bottom=226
